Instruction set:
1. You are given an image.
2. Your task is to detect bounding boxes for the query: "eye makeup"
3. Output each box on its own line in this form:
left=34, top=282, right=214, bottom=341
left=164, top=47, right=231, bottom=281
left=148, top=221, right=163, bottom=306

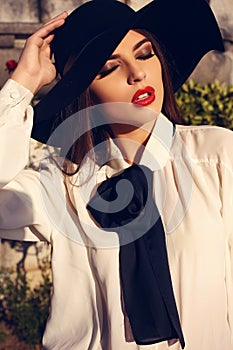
left=136, top=42, right=155, bottom=60
left=97, top=40, right=156, bottom=79
left=98, top=63, right=120, bottom=78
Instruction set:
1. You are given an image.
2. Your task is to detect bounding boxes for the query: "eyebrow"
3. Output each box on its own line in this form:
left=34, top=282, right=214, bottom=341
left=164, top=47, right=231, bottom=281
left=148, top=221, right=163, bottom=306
left=108, top=38, right=151, bottom=60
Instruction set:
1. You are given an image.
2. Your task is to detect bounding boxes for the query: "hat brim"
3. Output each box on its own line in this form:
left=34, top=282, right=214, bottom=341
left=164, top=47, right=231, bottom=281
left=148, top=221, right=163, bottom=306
left=32, top=0, right=224, bottom=144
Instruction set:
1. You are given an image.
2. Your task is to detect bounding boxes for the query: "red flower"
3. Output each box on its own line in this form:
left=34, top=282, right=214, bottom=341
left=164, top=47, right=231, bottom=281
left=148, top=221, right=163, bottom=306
left=5, top=59, right=18, bottom=73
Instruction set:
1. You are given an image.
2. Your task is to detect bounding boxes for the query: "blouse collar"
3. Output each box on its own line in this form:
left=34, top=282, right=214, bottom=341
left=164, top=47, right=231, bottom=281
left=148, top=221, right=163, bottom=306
left=105, top=112, right=175, bottom=178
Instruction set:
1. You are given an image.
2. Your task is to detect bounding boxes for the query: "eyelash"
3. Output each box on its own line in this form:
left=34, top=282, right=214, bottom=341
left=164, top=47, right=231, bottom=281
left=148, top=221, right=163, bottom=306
left=98, top=50, right=155, bottom=78
left=137, top=52, right=155, bottom=60
left=99, top=65, right=119, bottom=78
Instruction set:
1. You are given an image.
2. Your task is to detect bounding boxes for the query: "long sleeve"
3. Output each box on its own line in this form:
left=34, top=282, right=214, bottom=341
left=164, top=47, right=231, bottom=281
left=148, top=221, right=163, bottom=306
left=219, top=140, right=233, bottom=344
left=0, top=79, right=52, bottom=242
left=0, top=79, right=34, bottom=186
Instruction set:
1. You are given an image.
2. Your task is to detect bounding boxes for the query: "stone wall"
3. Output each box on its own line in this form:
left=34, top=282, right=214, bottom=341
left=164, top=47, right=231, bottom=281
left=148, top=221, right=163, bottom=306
left=0, top=0, right=232, bottom=88
left=0, top=0, right=86, bottom=88
left=191, top=0, right=233, bottom=84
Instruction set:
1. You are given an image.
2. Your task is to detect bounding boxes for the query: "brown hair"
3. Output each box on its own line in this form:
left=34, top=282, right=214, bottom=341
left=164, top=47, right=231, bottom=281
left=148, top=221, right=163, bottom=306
left=52, top=29, right=183, bottom=176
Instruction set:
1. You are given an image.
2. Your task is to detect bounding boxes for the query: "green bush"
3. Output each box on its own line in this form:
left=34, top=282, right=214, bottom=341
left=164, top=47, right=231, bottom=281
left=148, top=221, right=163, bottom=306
left=175, top=79, right=233, bottom=129
left=0, top=259, right=52, bottom=348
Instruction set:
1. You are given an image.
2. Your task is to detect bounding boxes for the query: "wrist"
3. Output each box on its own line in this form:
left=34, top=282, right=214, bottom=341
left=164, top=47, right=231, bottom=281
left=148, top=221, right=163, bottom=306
left=11, top=70, right=41, bottom=95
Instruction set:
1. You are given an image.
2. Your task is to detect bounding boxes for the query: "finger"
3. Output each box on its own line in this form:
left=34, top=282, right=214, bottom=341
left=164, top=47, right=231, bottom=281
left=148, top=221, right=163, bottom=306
left=34, top=17, right=66, bottom=40
left=44, top=33, right=55, bottom=45
left=40, top=41, right=55, bottom=61
left=33, top=11, right=68, bottom=35
left=43, top=11, right=68, bottom=26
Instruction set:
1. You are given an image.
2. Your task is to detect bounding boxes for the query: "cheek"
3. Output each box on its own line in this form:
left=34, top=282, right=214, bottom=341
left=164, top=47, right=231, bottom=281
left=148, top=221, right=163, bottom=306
left=152, top=63, right=163, bottom=86
left=90, top=77, right=127, bottom=104
left=90, top=80, right=111, bottom=104
left=156, top=76, right=164, bottom=101
left=152, top=64, right=164, bottom=97
left=155, top=84, right=164, bottom=113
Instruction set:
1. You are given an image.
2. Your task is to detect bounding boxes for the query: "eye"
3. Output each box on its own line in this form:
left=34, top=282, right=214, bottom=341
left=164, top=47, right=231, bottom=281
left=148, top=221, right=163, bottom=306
left=137, top=52, right=155, bottom=60
left=136, top=42, right=155, bottom=61
left=98, top=64, right=119, bottom=79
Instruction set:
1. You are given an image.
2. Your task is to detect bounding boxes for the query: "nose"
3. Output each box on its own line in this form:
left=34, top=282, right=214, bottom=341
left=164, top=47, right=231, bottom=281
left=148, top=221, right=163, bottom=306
left=127, top=62, right=146, bottom=85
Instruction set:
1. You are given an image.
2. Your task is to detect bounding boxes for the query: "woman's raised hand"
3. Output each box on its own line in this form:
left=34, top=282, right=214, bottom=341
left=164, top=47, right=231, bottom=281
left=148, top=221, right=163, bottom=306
left=11, top=12, right=68, bottom=95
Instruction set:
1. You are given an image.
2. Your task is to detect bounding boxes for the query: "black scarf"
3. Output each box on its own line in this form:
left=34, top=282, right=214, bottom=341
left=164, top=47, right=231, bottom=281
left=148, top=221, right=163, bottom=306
left=87, top=164, right=185, bottom=348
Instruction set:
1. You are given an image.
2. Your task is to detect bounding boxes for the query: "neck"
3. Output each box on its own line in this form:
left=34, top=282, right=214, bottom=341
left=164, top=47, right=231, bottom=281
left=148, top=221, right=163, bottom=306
left=110, top=120, right=155, bottom=165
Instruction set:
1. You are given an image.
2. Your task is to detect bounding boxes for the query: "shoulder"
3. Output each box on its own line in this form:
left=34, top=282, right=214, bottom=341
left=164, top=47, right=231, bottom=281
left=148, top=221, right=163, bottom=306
left=174, top=123, right=233, bottom=167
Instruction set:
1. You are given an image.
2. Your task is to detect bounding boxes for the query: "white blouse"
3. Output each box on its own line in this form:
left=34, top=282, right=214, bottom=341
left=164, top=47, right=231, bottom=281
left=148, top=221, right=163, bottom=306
left=0, top=79, right=233, bottom=350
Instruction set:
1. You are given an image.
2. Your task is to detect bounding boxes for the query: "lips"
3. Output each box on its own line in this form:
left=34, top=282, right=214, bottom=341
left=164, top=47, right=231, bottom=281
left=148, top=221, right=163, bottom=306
left=131, top=86, right=155, bottom=106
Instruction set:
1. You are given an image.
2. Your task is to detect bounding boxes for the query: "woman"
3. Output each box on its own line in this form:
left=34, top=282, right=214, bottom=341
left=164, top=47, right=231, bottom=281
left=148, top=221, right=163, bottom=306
left=0, top=0, right=232, bottom=349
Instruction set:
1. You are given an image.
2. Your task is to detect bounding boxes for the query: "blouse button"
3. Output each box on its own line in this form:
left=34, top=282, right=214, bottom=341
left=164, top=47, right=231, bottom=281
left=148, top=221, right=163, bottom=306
left=10, top=90, right=20, bottom=99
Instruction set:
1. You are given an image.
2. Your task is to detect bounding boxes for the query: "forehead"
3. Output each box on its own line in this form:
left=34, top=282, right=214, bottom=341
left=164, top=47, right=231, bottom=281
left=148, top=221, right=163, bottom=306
left=112, top=30, right=148, bottom=54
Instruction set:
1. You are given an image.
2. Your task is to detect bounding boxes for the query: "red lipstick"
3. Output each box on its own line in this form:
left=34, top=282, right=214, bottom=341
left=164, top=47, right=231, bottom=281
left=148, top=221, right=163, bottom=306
left=131, top=86, right=155, bottom=106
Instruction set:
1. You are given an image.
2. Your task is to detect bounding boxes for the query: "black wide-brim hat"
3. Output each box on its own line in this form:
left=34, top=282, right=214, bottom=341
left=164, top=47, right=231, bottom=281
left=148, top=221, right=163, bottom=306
left=32, top=0, right=224, bottom=144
